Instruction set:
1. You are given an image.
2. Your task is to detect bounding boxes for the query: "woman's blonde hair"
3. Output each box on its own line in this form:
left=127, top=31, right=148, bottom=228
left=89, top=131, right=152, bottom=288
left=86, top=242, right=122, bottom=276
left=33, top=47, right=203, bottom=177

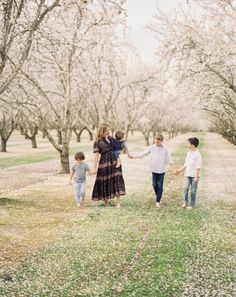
left=96, top=123, right=110, bottom=140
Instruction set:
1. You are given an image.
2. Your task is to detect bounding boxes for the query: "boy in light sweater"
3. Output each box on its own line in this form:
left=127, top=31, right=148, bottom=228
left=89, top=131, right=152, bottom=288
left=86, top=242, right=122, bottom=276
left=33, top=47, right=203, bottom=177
left=130, top=134, right=173, bottom=208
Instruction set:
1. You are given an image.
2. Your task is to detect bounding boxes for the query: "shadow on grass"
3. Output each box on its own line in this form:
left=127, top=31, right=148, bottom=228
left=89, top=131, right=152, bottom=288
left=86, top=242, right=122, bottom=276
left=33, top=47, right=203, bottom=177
left=0, top=273, right=13, bottom=283
left=0, top=197, right=34, bottom=207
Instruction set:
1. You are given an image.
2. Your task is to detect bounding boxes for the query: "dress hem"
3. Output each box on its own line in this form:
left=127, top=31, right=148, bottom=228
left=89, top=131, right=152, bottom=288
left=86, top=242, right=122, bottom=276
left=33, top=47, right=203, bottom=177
left=92, top=191, right=126, bottom=201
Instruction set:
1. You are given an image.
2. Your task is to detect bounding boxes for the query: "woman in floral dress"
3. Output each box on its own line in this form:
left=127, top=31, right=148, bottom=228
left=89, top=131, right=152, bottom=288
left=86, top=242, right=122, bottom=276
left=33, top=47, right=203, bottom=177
left=92, top=124, right=126, bottom=207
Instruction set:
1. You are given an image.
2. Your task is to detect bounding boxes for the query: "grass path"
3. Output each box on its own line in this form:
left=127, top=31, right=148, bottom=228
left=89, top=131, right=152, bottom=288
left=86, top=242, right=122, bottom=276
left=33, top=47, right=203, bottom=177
left=0, top=132, right=185, bottom=274
left=180, top=133, right=236, bottom=296
left=0, top=133, right=235, bottom=296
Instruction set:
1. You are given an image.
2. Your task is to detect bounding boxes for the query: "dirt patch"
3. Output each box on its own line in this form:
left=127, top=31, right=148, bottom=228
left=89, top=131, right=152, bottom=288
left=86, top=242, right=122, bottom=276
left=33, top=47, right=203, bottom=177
left=204, top=133, right=236, bottom=204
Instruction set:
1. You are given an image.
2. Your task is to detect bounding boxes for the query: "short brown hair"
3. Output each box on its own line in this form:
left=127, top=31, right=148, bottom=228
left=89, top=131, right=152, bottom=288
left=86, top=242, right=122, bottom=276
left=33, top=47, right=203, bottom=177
left=75, top=152, right=85, bottom=160
left=155, top=134, right=164, bottom=141
left=115, top=131, right=124, bottom=141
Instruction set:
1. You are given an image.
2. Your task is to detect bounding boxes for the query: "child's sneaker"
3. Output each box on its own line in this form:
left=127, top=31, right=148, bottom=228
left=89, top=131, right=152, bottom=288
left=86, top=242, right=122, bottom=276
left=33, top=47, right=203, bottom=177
left=181, top=203, right=187, bottom=208
left=156, top=202, right=160, bottom=208
left=77, top=203, right=81, bottom=207
left=186, top=206, right=193, bottom=210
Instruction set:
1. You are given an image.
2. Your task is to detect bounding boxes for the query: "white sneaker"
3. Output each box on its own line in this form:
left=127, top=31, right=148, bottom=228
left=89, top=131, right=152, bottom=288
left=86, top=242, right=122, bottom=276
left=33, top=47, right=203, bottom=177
left=156, top=202, right=160, bottom=208
left=77, top=203, right=81, bottom=207
left=181, top=203, right=187, bottom=208
left=186, top=206, right=193, bottom=210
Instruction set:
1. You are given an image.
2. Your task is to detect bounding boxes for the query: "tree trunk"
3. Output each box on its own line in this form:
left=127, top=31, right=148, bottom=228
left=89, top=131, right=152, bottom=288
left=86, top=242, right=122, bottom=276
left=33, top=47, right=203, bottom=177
left=233, top=134, right=236, bottom=145
left=30, top=135, right=37, bottom=148
left=77, top=128, right=85, bottom=142
left=88, top=129, right=93, bottom=141
left=125, top=124, right=131, bottom=141
left=145, top=136, right=150, bottom=146
left=142, top=131, right=150, bottom=146
left=57, top=130, right=62, bottom=145
left=1, top=138, right=7, bottom=152
left=76, top=133, right=81, bottom=142
left=60, top=145, right=70, bottom=174
left=74, top=128, right=84, bottom=143
left=125, top=130, right=129, bottom=141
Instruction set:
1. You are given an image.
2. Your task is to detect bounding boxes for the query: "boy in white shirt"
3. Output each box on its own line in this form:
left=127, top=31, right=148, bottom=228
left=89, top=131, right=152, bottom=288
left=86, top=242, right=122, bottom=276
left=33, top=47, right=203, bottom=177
left=130, top=134, right=173, bottom=208
left=175, top=137, right=202, bottom=209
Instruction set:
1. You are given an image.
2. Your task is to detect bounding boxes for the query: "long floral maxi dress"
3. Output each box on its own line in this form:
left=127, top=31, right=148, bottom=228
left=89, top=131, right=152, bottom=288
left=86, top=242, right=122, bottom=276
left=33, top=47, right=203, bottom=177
left=92, top=137, right=126, bottom=201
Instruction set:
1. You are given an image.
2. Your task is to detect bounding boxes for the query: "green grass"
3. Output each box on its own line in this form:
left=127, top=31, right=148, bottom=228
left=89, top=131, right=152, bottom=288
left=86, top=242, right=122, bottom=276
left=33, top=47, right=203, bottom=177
left=0, top=133, right=235, bottom=296
left=0, top=132, right=146, bottom=169
left=0, top=146, right=89, bottom=169
left=0, top=198, right=209, bottom=297
left=0, top=153, right=57, bottom=169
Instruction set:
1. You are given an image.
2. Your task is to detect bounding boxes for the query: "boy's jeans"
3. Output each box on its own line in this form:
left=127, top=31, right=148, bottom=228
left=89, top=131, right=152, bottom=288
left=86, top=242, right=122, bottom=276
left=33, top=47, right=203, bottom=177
left=75, top=182, right=86, bottom=204
left=152, top=172, right=165, bottom=203
left=184, top=177, right=198, bottom=207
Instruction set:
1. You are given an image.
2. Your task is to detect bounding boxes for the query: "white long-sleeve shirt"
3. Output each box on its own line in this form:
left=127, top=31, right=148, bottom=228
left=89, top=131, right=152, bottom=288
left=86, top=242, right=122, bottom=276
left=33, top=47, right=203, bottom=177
left=184, top=149, right=202, bottom=177
left=139, top=145, right=173, bottom=174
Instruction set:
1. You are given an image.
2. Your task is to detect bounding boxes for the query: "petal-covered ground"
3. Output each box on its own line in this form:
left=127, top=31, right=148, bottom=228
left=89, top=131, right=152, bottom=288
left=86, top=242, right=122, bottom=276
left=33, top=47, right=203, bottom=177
left=0, top=132, right=235, bottom=296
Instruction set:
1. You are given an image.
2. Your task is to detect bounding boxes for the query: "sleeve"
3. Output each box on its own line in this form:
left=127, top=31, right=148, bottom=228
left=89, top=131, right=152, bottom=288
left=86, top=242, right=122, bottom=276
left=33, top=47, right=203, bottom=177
left=108, top=136, right=115, bottom=149
left=196, top=153, right=202, bottom=169
left=166, top=148, right=173, bottom=164
left=184, top=153, right=188, bottom=167
left=139, top=146, right=151, bottom=158
left=93, top=141, right=100, bottom=153
left=86, top=164, right=90, bottom=172
left=123, top=142, right=130, bottom=155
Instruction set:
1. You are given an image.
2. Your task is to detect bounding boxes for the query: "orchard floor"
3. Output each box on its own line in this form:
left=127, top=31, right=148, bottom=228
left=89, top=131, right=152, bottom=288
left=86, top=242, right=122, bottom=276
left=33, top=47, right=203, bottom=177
left=0, top=132, right=235, bottom=296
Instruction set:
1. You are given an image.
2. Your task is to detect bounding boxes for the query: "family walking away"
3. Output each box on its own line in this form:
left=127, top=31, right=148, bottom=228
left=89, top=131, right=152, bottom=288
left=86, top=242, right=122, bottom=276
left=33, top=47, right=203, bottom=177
left=69, top=125, right=202, bottom=210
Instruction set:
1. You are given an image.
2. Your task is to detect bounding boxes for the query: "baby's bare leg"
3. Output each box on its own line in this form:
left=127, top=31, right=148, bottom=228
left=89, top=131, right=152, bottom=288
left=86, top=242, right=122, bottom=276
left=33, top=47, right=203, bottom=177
left=116, top=157, right=121, bottom=168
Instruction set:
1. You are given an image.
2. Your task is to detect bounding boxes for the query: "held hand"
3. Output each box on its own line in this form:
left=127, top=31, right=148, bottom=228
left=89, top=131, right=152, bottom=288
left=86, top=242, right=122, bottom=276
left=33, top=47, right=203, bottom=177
left=69, top=181, right=73, bottom=185
left=194, top=177, right=199, bottom=184
left=172, top=169, right=177, bottom=175
left=91, top=169, right=97, bottom=175
left=174, top=169, right=180, bottom=175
